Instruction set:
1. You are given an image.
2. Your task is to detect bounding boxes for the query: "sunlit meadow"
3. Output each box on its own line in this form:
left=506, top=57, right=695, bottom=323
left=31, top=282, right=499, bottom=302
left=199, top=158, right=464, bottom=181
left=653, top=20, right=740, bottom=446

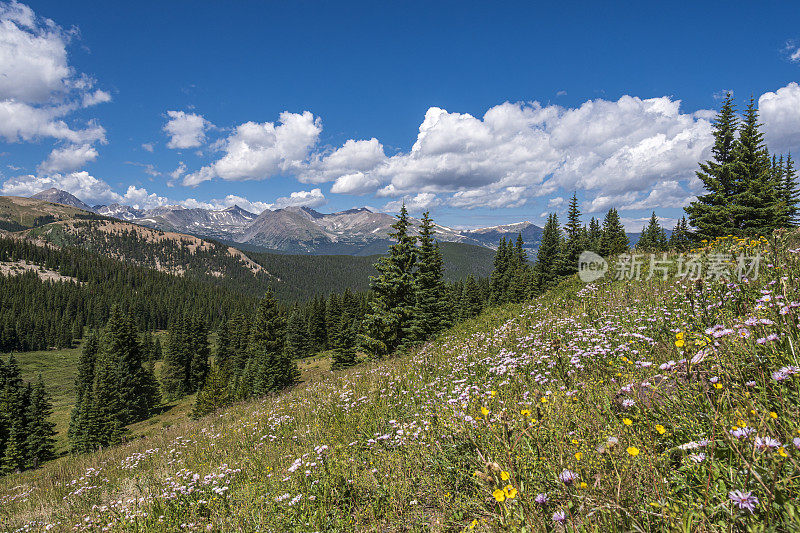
left=2, top=233, right=800, bottom=532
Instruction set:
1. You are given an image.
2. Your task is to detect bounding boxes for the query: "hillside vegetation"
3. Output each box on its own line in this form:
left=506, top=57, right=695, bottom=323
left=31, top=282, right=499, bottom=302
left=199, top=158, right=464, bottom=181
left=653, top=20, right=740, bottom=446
left=1, top=233, right=798, bottom=531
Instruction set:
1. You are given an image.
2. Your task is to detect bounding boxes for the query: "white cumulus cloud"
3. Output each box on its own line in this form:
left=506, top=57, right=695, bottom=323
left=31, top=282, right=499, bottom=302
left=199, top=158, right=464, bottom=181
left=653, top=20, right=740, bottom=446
left=269, top=188, right=327, bottom=210
left=383, top=192, right=441, bottom=213
left=183, top=111, right=322, bottom=186
left=37, top=143, right=98, bottom=173
left=163, top=110, right=210, bottom=149
left=0, top=1, right=108, bottom=151
left=759, top=82, right=800, bottom=154
left=1, top=170, right=120, bottom=204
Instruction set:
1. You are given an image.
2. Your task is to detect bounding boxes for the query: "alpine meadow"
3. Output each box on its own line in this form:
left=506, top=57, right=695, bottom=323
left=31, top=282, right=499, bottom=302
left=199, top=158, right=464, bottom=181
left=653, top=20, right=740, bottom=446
left=2, top=1, right=800, bottom=532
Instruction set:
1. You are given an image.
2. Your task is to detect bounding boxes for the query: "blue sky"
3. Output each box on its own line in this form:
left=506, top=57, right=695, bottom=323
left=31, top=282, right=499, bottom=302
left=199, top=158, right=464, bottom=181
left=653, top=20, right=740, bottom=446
left=1, top=1, right=800, bottom=230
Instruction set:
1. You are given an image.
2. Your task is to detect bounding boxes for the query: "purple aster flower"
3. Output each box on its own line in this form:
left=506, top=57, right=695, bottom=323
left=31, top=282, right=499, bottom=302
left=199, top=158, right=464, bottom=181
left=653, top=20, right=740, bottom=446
left=622, top=399, right=635, bottom=409
left=730, top=427, right=754, bottom=440
left=754, top=436, right=781, bottom=451
left=552, top=509, right=567, bottom=523
left=558, top=469, right=578, bottom=486
left=534, top=492, right=549, bottom=505
left=793, top=437, right=800, bottom=450
left=729, top=490, right=758, bottom=513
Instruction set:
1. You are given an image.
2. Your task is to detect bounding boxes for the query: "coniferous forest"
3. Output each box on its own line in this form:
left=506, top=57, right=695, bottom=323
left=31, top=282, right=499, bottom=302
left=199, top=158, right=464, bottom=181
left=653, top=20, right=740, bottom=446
left=0, top=84, right=797, bottom=496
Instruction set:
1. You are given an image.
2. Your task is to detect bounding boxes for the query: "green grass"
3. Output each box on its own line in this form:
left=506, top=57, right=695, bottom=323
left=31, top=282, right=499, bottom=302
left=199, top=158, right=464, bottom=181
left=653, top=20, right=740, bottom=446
left=1, top=234, right=800, bottom=531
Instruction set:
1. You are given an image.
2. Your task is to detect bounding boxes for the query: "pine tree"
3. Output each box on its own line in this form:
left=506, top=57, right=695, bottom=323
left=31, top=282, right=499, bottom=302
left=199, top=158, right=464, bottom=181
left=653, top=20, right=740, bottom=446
left=188, top=316, right=210, bottom=392
left=330, top=315, right=358, bottom=370
left=588, top=217, right=603, bottom=253
left=562, top=193, right=587, bottom=275
left=599, top=208, right=628, bottom=256
left=69, top=331, right=99, bottom=452
left=104, top=308, right=158, bottom=424
left=408, top=212, right=448, bottom=344
left=25, top=375, right=55, bottom=468
left=489, top=238, right=510, bottom=305
left=285, top=307, right=307, bottom=360
left=460, top=275, right=484, bottom=319
left=669, top=217, right=692, bottom=251
left=784, top=154, right=799, bottom=226
left=685, top=92, right=739, bottom=239
left=162, top=318, right=189, bottom=399
left=190, top=363, right=231, bottom=419
left=247, top=289, right=297, bottom=396
left=637, top=212, right=667, bottom=251
left=215, top=319, right=233, bottom=372
left=731, top=96, right=779, bottom=236
left=507, top=234, right=531, bottom=303
left=534, top=214, right=563, bottom=291
left=361, top=205, right=417, bottom=356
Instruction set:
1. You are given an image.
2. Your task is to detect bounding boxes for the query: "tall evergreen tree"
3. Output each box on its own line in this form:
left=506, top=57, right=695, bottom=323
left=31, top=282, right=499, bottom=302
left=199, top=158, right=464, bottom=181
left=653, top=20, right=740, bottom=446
left=731, top=96, right=779, bottom=235
left=284, top=307, right=308, bottom=360
left=685, top=92, right=739, bottom=239
left=408, top=211, right=448, bottom=344
left=489, top=238, right=510, bottom=305
left=562, top=193, right=588, bottom=274
left=246, top=289, right=298, bottom=396
left=588, top=217, right=603, bottom=253
left=162, top=318, right=189, bottom=399
left=599, top=208, right=628, bottom=256
left=330, top=315, right=358, bottom=370
left=783, top=154, right=799, bottom=226
left=669, top=216, right=692, bottom=251
left=637, top=212, right=668, bottom=251
left=68, top=331, right=99, bottom=452
left=25, top=375, right=55, bottom=468
left=361, top=205, right=417, bottom=356
left=534, top=214, right=563, bottom=291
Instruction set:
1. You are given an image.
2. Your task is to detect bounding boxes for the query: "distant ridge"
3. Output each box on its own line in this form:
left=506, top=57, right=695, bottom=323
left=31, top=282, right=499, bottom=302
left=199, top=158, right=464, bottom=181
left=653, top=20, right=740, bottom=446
left=26, top=188, right=546, bottom=254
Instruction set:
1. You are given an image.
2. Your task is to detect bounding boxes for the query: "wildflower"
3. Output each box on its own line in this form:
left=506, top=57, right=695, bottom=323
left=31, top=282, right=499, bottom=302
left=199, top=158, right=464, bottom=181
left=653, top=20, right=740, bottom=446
left=558, top=469, right=578, bottom=486
left=729, top=490, right=759, bottom=513
left=655, top=424, right=666, bottom=435
left=778, top=447, right=789, bottom=458
left=793, top=437, right=800, bottom=450
left=627, top=446, right=640, bottom=457
left=541, top=397, right=548, bottom=404
left=534, top=492, right=548, bottom=505
left=480, top=406, right=489, bottom=417
left=500, top=471, right=510, bottom=481
left=623, top=418, right=633, bottom=426
left=492, top=488, right=506, bottom=502
left=754, top=436, right=781, bottom=451
left=730, top=427, right=754, bottom=440
left=521, top=409, right=531, bottom=417
left=552, top=510, right=567, bottom=524
left=770, top=412, right=777, bottom=419
left=574, top=452, right=582, bottom=461
left=689, top=453, right=706, bottom=463
left=503, top=485, right=517, bottom=499
left=579, top=481, right=587, bottom=489
left=622, top=399, right=635, bottom=409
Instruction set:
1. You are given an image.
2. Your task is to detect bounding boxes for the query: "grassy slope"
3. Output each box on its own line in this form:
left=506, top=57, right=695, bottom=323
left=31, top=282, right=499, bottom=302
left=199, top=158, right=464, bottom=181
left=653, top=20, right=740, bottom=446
left=2, top=235, right=800, bottom=531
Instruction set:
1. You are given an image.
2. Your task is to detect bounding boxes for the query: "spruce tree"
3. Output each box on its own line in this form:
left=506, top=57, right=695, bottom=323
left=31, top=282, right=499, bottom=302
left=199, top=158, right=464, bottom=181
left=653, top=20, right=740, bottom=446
left=534, top=214, right=563, bottom=291
left=190, top=363, right=231, bottom=419
left=247, top=289, right=297, bottom=396
left=637, top=212, right=667, bottom=251
left=588, top=217, right=603, bottom=253
left=330, top=315, right=358, bottom=370
left=188, top=316, right=210, bottom=392
left=599, top=208, right=628, bottom=256
left=25, top=375, right=55, bottom=468
left=489, top=238, right=510, bottom=305
left=361, top=205, right=417, bottom=356
left=669, top=217, right=692, bottom=251
left=408, top=211, right=448, bottom=343
left=285, top=307, right=307, bottom=360
left=215, top=319, right=233, bottom=372
left=562, top=193, right=587, bottom=274
left=731, top=96, right=779, bottom=236
left=69, top=331, right=99, bottom=452
left=685, top=92, right=739, bottom=239
left=162, top=318, right=189, bottom=399
left=784, top=154, right=799, bottom=226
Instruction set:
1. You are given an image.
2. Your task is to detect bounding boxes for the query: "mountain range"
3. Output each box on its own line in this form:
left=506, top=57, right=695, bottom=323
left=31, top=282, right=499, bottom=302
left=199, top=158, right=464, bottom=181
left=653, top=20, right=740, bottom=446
left=29, top=188, right=544, bottom=254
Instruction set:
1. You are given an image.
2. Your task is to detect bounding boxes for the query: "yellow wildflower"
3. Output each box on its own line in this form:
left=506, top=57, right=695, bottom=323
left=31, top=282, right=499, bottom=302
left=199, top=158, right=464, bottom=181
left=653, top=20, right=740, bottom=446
left=501, top=471, right=510, bottom=481
left=492, top=488, right=506, bottom=502
left=503, top=485, right=517, bottom=499
left=655, top=424, right=666, bottom=435
left=623, top=418, right=633, bottom=426
left=770, top=412, right=778, bottom=419
left=579, top=482, right=587, bottom=489
left=575, top=452, right=582, bottom=461
left=778, top=447, right=788, bottom=458
left=521, top=409, right=531, bottom=417
left=627, top=446, right=640, bottom=457
left=481, top=406, right=489, bottom=417
left=541, top=397, right=548, bottom=404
